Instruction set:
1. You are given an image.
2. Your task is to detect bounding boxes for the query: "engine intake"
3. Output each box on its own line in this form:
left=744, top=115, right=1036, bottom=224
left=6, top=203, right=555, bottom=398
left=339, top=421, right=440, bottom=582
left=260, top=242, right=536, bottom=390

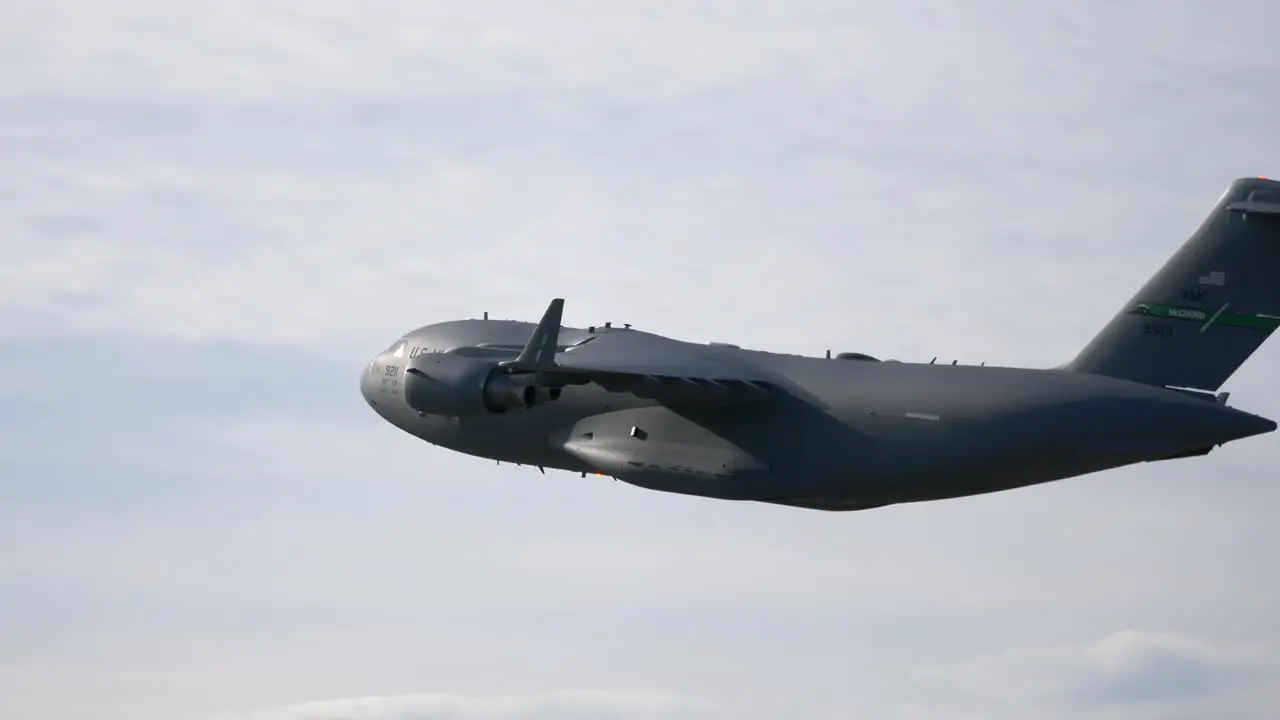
left=403, top=353, right=562, bottom=416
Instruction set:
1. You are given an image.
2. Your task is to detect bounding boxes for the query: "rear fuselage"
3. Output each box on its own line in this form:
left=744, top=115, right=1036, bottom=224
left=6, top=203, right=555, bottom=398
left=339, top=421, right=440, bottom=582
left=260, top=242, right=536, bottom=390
left=360, top=320, right=1275, bottom=510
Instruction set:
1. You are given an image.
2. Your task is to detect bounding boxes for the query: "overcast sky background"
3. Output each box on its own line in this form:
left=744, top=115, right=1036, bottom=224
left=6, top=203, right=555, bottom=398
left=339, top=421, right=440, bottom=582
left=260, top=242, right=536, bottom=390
left=3, top=1, right=1280, bottom=719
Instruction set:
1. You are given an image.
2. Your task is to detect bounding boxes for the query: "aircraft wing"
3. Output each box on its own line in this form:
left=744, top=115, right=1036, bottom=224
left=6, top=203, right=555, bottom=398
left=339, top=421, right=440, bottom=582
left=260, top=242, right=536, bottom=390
left=498, top=299, right=781, bottom=407
left=551, top=331, right=780, bottom=405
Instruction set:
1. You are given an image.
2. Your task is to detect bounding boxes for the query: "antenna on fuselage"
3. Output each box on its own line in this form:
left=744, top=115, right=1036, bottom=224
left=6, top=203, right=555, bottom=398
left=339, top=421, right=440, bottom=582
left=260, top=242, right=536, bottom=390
left=483, top=311, right=489, bottom=320
left=929, top=357, right=937, bottom=364
left=825, top=349, right=831, bottom=359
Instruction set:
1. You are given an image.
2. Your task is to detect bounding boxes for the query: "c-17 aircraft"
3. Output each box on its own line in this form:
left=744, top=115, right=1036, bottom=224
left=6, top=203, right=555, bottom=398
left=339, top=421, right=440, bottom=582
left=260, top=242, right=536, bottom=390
left=360, top=177, right=1280, bottom=511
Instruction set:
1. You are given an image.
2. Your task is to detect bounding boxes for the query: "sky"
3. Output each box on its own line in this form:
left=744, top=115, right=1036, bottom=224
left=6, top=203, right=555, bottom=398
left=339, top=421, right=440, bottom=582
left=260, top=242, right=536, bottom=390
left=3, top=1, right=1280, bottom=718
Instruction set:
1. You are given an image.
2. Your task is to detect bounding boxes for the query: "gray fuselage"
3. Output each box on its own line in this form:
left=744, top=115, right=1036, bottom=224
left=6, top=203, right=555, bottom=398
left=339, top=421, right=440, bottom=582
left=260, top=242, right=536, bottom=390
left=359, top=319, right=1274, bottom=511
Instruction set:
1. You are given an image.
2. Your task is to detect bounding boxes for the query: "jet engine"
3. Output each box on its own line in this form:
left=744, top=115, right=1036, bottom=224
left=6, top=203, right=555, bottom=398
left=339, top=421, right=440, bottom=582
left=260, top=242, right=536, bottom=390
left=480, top=373, right=562, bottom=410
left=403, top=353, right=562, bottom=416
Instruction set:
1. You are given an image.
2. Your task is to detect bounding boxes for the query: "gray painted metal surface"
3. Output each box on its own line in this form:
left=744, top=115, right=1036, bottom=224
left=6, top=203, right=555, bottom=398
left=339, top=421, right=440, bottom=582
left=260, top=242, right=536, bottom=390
left=360, top=177, right=1280, bottom=511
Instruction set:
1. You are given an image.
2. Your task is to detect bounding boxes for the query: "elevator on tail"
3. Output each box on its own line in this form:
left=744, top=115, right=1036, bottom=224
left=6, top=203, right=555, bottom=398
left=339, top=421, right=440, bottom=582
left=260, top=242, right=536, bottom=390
left=360, top=177, right=1280, bottom=511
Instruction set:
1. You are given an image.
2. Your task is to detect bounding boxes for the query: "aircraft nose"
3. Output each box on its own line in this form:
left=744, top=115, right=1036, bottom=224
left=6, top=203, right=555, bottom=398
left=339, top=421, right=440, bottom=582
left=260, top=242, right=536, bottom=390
left=360, top=355, right=382, bottom=410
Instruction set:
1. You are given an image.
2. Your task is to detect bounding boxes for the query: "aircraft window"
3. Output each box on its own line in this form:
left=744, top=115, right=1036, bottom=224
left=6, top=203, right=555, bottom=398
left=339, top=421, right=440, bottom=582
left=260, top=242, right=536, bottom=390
left=1249, top=189, right=1280, bottom=204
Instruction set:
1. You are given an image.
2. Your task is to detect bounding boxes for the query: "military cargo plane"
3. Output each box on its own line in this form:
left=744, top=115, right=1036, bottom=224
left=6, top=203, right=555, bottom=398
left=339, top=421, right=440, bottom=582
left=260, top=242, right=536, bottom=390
left=360, top=177, right=1280, bottom=511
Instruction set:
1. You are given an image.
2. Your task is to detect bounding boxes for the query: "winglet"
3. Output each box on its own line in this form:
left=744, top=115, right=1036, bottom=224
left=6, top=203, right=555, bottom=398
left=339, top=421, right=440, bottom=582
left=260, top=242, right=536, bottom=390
left=503, top=298, right=564, bottom=370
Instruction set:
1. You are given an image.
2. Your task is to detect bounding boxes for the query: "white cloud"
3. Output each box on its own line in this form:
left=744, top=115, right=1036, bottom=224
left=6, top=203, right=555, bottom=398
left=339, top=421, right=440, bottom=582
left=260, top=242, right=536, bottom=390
left=1, top=2, right=923, bottom=102
left=6, top=0, right=1280, bottom=370
left=193, top=633, right=1280, bottom=720
left=214, top=690, right=713, bottom=720
left=5, top=2, right=1280, bottom=720
left=905, top=630, right=1278, bottom=720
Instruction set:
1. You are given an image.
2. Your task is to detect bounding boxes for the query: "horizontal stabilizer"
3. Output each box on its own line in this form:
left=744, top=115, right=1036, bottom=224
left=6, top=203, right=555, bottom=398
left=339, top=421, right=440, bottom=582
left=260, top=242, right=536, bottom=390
left=1226, top=199, right=1280, bottom=216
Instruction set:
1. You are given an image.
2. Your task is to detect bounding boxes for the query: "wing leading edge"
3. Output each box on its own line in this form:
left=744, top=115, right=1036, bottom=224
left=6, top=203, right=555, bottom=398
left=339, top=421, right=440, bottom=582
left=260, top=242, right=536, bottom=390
left=497, top=298, right=780, bottom=407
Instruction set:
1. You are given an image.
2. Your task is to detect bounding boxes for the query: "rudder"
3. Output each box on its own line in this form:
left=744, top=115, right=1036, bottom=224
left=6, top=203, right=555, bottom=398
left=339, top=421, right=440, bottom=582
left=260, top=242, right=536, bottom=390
left=1066, top=177, right=1280, bottom=391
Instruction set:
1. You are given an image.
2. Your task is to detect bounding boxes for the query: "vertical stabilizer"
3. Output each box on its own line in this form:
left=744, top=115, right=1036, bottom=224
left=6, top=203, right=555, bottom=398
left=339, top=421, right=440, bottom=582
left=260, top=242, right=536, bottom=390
left=1066, top=177, right=1280, bottom=391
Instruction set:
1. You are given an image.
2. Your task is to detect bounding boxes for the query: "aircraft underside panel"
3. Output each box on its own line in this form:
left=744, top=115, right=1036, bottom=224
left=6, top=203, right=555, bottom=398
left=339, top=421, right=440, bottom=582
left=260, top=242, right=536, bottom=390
left=554, top=406, right=785, bottom=501
left=757, top=497, right=891, bottom=512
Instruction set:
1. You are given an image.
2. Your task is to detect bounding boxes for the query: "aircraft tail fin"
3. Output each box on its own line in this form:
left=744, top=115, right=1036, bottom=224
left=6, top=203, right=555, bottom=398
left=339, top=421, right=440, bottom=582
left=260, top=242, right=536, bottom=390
left=1065, top=177, right=1280, bottom=391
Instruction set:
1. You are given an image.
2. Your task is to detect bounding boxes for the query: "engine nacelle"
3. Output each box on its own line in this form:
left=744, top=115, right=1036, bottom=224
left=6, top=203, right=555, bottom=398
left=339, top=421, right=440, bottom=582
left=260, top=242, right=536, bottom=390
left=403, top=353, right=562, bottom=416
left=482, top=373, right=538, bottom=410
left=482, top=374, right=562, bottom=411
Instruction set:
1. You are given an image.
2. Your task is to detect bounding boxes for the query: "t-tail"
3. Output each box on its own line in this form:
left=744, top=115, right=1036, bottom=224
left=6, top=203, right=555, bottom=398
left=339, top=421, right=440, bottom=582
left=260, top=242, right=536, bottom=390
left=1066, top=177, right=1280, bottom=392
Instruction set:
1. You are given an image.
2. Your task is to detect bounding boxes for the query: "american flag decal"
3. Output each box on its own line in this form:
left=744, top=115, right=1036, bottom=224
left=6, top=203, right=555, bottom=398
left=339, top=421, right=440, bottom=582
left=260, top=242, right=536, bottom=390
left=1198, top=270, right=1226, bottom=286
